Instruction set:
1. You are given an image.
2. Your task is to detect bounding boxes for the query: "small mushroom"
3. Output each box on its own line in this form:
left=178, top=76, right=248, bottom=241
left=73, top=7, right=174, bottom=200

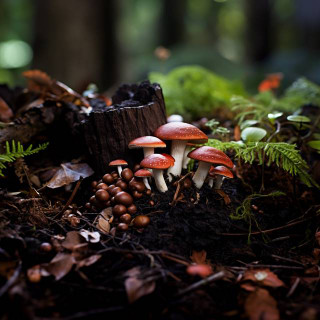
left=155, top=122, right=208, bottom=180
left=109, top=159, right=128, bottom=175
left=133, top=215, right=150, bottom=228
left=140, top=154, right=173, bottom=192
left=129, top=136, right=166, bottom=158
left=134, top=169, right=152, bottom=190
left=182, top=143, right=198, bottom=169
left=114, top=191, right=133, bottom=206
left=209, top=166, right=234, bottom=189
left=188, top=146, right=233, bottom=189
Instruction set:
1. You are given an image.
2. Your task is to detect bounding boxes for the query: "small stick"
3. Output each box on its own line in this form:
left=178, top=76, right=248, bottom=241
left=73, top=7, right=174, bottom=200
left=176, top=271, right=225, bottom=297
left=171, top=172, right=192, bottom=206
left=59, top=178, right=82, bottom=215
left=287, top=277, right=300, bottom=297
left=271, top=254, right=305, bottom=266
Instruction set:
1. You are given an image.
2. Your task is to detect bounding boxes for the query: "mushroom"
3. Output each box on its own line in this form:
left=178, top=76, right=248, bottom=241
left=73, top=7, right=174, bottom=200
left=155, top=122, right=208, bottom=180
left=182, top=143, right=198, bottom=169
left=128, top=136, right=166, bottom=158
left=208, top=166, right=234, bottom=189
left=134, top=169, right=152, bottom=190
left=161, top=153, right=175, bottom=166
left=109, top=159, right=128, bottom=175
left=140, top=154, right=173, bottom=192
left=187, top=146, right=233, bottom=189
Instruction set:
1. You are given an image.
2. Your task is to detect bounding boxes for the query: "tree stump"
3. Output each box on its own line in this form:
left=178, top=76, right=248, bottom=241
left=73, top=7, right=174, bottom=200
left=82, top=81, right=167, bottom=175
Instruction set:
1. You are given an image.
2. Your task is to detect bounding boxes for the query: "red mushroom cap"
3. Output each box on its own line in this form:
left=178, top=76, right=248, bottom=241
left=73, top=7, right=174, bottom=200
left=129, top=136, right=166, bottom=149
left=209, top=166, right=233, bottom=178
left=134, top=169, right=153, bottom=177
left=188, top=146, right=233, bottom=168
left=155, top=122, right=208, bottom=143
left=109, top=159, right=128, bottom=166
left=161, top=153, right=175, bottom=165
left=140, top=154, right=173, bottom=170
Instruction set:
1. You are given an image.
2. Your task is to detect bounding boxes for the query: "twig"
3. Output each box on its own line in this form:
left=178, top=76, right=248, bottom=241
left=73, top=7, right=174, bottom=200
left=287, top=277, right=300, bottom=297
left=170, top=172, right=192, bottom=206
left=175, top=271, right=225, bottom=297
left=59, top=178, right=82, bottom=215
left=271, top=254, right=305, bottom=266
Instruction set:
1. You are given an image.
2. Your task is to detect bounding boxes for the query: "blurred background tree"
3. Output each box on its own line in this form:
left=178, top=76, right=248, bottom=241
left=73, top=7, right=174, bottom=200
left=0, top=0, right=320, bottom=93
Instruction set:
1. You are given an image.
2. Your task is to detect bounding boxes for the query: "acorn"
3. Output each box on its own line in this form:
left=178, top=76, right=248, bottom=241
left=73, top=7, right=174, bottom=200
left=121, top=168, right=134, bottom=182
left=110, top=187, right=122, bottom=196
left=95, top=189, right=110, bottom=202
left=111, top=172, right=119, bottom=179
left=117, top=223, right=129, bottom=232
left=133, top=215, right=150, bottom=228
left=91, top=181, right=98, bottom=189
left=120, top=213, right=132, bottom=224
left=102, top=173, right=114, bottom=184
left=116, top=179, right=128, bottom=190
left=96, top=183, right=108, bottom=190
left=132, top=191, right=143, bottom=199
left=106, top=184, right=116, bottom=193
left=115, top=192, right=133, bottom=206
left=89, top=196, right=97, bottom=204
left=127, top=204, right=137, bottom=215
left=112, top=204, right=127, bottom=217
left=134, top=181, right=145, bottom=193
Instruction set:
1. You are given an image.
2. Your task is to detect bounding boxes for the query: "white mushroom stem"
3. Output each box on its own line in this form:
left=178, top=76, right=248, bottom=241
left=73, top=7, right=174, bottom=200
left=192, top=161, right=211, bottom=189
left=182, top=146, right=193, bottom=169
left=153, top=169, right=168, bottom=192
left=208, top=177, right=214, bottom=188
left=215, top=176, right=225, bottom=189
left=167, top=140, right=187, bottom=181
left=143, top=147, right=154, bottom=158
left=142, top=177, right=151, bottom=190
left=117, top=166, right=123, bottom=176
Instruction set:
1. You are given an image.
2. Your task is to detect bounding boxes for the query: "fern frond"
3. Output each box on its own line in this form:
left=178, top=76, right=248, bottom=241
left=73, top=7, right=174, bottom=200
left=0, top=140, right=49, bottom=176
left=205, top=139, right=318, bottom=188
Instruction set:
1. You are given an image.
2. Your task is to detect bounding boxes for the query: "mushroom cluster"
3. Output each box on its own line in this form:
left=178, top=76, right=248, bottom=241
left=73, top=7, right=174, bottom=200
left=86, top=165, right=152, bottom=233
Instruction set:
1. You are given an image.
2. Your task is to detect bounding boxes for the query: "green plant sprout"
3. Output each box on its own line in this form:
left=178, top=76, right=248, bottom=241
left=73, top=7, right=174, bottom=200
left=205, top=118, right=230, bottom=138
left=0, top=140, right=49, bottom=176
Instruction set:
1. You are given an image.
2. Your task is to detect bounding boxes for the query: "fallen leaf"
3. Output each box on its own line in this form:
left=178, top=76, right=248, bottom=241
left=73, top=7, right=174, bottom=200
left=243, top=269, right=285, bottom=288
left=124, top=267, right=156, bottom=304
left=76, top=254, right=102, bottom=270
left=23, top=69, right=53, bottom=91
left=44, top=253, right=75, bottom=280
left=0, top=97, right=13, bottom=122
left=191, top=250, right=207, bottom=264
left=79, top=229, right=100, bottom=243
left=97, top=217, right=110, bottom=233
left=187, top=264, right=213, bottom=278
left=244, top=288, right=280, bottom=320
left=62, top=231, right=85, bottom=251
left=46, top=162, right=94, bottom=188
left=240, top=282, right=256, bottom=292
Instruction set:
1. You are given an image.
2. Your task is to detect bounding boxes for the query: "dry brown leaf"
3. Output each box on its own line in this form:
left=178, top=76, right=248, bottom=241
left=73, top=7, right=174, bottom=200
left=23, top=70, right=53, bottom=91
left=0, top=97, right=13, bottom=122
left=243, top=269, right=285, bottom=288
left=44, top=253, right=75, bottom=281
left=244, top=288, right=280, bottom=320
left=62, top=231, right=85, bottom=251
left=76, top=254, right=102, bottom=270
left=191, top=250, right=207, bottom=264
left=97, top=217, right=111, bottom=233
left=124, top=267, right=156, bottom=304
left=46, top=162, right=94, bottom=188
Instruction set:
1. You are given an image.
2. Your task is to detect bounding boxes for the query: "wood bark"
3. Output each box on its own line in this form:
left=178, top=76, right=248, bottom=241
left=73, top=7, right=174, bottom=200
left=82, top=82, right=167, bottom=175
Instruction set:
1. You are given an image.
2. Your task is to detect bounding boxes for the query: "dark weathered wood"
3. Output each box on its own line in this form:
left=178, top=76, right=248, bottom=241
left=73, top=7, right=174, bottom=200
left=82, top=82, right=167, bottom=175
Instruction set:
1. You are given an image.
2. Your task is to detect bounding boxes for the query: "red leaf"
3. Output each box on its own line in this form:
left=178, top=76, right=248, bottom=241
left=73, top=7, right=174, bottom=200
left=187, top=264, right=213, bottom=278
left=243, top=269, right=285, bottom=288
left=244, top=288, right=280, bottom=320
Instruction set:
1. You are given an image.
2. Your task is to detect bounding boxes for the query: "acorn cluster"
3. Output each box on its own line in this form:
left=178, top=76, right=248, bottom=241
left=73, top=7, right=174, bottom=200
left=85, top=166, right=151, bottom=232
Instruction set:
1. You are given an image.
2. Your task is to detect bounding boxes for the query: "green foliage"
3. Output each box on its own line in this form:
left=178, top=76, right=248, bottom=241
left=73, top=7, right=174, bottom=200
left=0, top=140, right=48, bottom=176
left=231, top=191, right=285, bottom=242
left=205, top=118, right=230, bottom=137
left=149, top=65, right=247, bottom=120
left=205, top=139, right=318, bottom=188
